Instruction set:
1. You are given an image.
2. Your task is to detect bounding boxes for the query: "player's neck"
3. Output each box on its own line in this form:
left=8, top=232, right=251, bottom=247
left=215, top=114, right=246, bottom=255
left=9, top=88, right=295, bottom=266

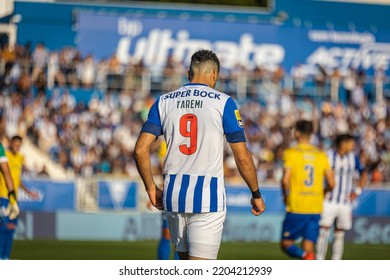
left=189, top=77, right=212, bottom=87
left=297, top=137, right=310, bottom=145
left=337, top=148, right=347, bottom=157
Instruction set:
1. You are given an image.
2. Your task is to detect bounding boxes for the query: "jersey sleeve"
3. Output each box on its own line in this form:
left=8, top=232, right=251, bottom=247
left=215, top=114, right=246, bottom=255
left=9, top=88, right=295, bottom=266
left=140, top=98, right=163, bottom=137
left=222, top=97, right=246, bottom=143
left=282, top=149, right=293, bottom=169
left=0, top=144, right=7, bottom=163
left=354, top=155, right=365, bottom=175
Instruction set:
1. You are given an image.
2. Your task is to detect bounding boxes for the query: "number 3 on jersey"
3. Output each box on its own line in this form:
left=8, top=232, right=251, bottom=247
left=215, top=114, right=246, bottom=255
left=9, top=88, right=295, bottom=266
left=179, top=114, right=198, bottom=155
left=304, top=164, right=314, bottom=187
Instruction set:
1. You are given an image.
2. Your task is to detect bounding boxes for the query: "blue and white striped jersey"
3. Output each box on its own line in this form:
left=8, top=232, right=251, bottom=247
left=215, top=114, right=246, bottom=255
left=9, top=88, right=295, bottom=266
left=326, top=150, right=364, bottom=205
left=141, top=83, right=246, bottom=213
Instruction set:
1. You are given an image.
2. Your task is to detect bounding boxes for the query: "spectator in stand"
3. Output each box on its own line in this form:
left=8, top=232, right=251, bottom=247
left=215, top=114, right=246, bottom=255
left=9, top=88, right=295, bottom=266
left=31, top=42, right=49, bottom=82
left=314, top=64, right=327, bottom=98
left=343, top=66, right=357, bottom=104
left=291, top=63, right=307, bottom=96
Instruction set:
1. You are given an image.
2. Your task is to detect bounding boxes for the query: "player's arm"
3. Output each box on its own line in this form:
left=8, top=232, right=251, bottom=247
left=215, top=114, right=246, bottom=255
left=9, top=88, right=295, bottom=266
left=323, top=153, right=335, bottom=192
left=357, top=170, right=368, bottom=189
left=324, top=169, right=335, bottom=192
left=229, top=142, right=265, bottom=216
left=134, top=98, right=163, bottom=210
left=20, top=181, right=39, bottom=199
left=0, top=162, right=15, bottom=193
left=134, top=132, right=163, bottom=210
left=281, top=149, right=292, bottom=204
left=223, top=97, right=265, bottom=216
left=350, top=155, right=368, bottom=200
left=281, top=167, right=291, bottom=205
left=0, top=162, right=19, bottom=219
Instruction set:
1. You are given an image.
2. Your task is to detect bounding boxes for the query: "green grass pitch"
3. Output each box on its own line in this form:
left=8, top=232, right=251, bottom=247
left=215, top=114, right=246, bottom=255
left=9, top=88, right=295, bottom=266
left=12, top=240, right=390, bottom=260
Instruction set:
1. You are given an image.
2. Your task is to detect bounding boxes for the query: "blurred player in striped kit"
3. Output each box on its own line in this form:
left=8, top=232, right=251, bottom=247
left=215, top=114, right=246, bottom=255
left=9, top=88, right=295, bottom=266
left=135, top=49, right=265, bottom=260
left=316, top=134, right=367, bottom=260
left=281, top=120, right=335, bottom=260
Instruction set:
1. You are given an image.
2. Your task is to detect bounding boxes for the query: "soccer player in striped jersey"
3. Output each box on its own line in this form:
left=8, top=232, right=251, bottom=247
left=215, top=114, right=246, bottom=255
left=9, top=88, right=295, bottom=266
left=316, top=134, right=367, bottom=260
left=135, top=49, right=266, bottom=260
left=281, top=120, right=335, bottom=260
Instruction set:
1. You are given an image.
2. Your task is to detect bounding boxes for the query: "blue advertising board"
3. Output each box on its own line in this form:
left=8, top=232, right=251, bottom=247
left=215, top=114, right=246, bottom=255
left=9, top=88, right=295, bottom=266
left=354, top=189, right=390, bottom=216
left=18, top=179, right=75, bottom=211
left=98, top=180, right=137, bottom=210
left=78, top=12, right=390, bottom=75
left=225, top=185, right=390, bottom=216
left=226, top=187, right=284, bottom=214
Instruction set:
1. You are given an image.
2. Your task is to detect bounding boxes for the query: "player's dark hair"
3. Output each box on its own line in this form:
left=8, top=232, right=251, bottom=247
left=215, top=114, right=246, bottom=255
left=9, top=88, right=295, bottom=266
left=295, top=120, right=313, bottom=136
left=335, top=133, right=354, bottom=148
left=188, top=49, right=220, bottom=80
left=11, top=135, right=22, bottom=142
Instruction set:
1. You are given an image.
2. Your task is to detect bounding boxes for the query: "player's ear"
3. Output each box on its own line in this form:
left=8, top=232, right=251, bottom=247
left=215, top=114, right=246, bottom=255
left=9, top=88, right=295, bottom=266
left=212, top=69, right=218, bottom=82
left=187, top=69, right=193, bottom=82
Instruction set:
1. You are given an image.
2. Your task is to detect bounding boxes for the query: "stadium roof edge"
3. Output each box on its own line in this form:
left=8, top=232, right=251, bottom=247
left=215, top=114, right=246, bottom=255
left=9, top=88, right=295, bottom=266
left=15, top=0, right=275, bottom=15
left=314, top=0, right=390, bottom=6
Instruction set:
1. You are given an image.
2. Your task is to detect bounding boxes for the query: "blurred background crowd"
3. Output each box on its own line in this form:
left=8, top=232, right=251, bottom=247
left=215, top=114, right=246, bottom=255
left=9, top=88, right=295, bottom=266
left=0, top=42, right=389, bottom=183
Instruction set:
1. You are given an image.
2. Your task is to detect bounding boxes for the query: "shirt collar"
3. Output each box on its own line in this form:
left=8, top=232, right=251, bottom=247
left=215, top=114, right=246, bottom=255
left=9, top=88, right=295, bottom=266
left=184, top=83, right=208, bottom=87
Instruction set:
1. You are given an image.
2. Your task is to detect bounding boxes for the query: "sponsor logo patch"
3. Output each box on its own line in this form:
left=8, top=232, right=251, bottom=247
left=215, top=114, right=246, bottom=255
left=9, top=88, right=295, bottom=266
left=234, top=110, right=244, bottom=128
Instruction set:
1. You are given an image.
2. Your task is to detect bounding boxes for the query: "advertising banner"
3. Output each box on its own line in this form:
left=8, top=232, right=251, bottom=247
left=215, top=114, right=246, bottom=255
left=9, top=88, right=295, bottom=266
left=346, top=217, right=390, bottom=244
left=78, top=12, right=390, bottom=74
left=18, top=179, right=75, bottom=211
left=226, top=187, right=284, bottom=214
left=226, top=186, right=390, bottom=216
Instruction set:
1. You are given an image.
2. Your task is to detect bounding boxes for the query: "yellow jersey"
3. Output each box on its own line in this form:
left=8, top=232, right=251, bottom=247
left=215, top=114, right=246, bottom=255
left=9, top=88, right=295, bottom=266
left=283, top=143, right=331, bottom=214
left=0, top=150, right=24, bottom=198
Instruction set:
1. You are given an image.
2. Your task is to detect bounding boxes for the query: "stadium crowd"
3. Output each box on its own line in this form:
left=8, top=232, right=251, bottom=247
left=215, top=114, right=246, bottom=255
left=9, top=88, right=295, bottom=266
left=0, top=43, right=389, bottom=183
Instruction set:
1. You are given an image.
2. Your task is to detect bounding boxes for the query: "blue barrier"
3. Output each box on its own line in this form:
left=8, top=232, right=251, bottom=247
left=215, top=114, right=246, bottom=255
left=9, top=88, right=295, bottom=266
left=18, top=179, right=75, bottom=211
left=225, top=186, right=390, bottom=216
left=16, top=179, right=390, bottom=216
left=355, top=189, right=390, bottom=216
left=226, top=187, right=284, bottom=214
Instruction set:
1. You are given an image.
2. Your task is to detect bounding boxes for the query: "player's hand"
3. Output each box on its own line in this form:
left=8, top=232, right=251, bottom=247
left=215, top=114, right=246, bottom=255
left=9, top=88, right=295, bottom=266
left=324, top=186, right=333, bottom=194
left=29, top=191, right=39, bottom=200
left=146, top=184, right=164, bottom=210
left=282, top=194, right=287, bottom=205
left=146, top=200, right=153, bottom=210
left=251, top=197, right=266, bottom=216
left=349, top=191, right=358, bottom=202
left=6, top=202, right=20, bottom=220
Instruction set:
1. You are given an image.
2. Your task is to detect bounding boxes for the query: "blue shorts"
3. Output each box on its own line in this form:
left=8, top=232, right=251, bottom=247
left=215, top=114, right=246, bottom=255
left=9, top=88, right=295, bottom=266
left=0, top=197, right=18, bottom=226
left=281, top=213, right=320, bottom=243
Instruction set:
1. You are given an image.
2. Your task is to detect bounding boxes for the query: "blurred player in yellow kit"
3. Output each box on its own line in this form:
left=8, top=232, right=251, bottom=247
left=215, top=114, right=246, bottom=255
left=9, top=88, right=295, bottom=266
left=0, top=136, right=37, bottom=259
left=281, top=120, right=335, bottom=260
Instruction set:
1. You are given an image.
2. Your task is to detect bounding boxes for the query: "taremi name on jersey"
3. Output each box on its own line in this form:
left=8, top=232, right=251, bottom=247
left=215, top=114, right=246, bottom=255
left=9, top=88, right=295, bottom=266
left=142, top=83, right=245, bottom=213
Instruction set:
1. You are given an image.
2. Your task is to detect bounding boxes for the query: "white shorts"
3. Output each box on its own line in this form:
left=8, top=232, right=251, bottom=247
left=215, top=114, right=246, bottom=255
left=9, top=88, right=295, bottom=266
left=319, top=202, right=352, bottom=230
left=165, top=210, right=226, bottom=259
